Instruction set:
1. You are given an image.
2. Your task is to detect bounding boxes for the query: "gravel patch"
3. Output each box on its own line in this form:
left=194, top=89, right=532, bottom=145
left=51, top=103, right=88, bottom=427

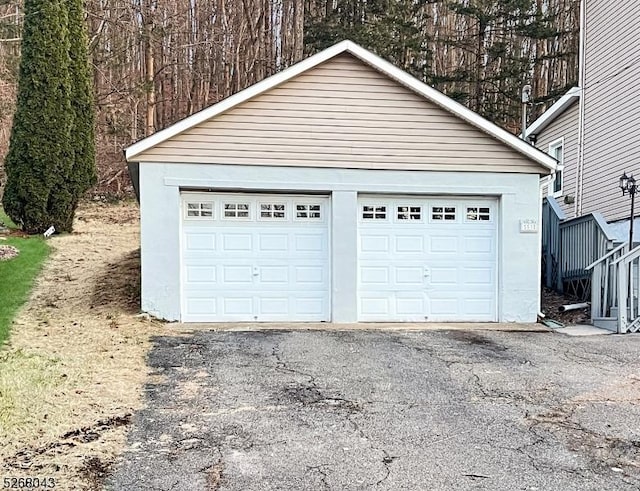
left=0, top=244, right=19, bottom=261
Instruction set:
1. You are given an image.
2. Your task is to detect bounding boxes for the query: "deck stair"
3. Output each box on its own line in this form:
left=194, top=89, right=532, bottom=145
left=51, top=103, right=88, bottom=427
left=542, top=197, right=616, bottom=299
left=587, top=243, right=640, bottom=333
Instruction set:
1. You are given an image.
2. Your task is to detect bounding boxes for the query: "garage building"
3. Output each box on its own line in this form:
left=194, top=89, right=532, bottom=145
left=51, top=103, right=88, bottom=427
left=125, top=41, right=556, bottom=324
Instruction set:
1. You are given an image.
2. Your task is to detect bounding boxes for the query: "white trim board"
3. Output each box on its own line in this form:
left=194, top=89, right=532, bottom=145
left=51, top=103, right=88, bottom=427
left=525, top=87, right=581, bottom=138
left=548, top=137, right=565, bottom=198
left=126, top=40, right=557, bottom=173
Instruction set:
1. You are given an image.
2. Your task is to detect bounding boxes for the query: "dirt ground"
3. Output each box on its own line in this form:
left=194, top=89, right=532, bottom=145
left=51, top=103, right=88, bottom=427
left=0, top=202, right=174, bottom=490
left=540, top=287, right=591, bottom=325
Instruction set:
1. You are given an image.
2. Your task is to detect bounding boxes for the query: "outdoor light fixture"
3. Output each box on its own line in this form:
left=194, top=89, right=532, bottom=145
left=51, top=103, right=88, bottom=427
left=619, top=172, right=638, bottom=248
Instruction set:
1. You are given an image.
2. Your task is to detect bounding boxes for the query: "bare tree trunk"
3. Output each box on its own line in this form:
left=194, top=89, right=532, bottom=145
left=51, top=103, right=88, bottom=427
left=0, top=0, right=580, bottom=198
left=143, top=0, right=156, bottom=136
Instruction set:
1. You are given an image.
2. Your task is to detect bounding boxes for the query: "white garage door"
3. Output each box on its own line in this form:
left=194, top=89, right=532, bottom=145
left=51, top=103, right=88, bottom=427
left=181, top=192, right=330, bottom=322
left=358, top=196, right=497, bottom=322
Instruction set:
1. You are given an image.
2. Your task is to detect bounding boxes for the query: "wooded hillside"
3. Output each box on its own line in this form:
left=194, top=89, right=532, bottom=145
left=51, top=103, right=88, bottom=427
left=0, top=0, right=579, bottom=197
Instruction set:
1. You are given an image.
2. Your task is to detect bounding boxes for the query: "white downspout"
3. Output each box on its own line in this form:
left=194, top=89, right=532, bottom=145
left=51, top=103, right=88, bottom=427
left=575, top=0, right=587, bottom=217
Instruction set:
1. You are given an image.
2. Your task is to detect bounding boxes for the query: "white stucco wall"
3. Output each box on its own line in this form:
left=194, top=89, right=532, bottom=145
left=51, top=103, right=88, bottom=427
left=139, top=163, right=542, bottom=323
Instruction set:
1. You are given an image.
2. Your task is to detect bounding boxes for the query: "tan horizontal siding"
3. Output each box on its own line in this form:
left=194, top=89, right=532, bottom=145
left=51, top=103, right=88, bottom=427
left=197, top=115, right=479, bottom=130
left=169, top=134, right=504, bottom=148
left=534, top=101, right=579, bottom=217
left=141, top=147, right=533, bottom=164
left=136, top=154, right=540, bottom=173
left=185, top=123, right=477, bottom=136
left=277, top=82, right=407, bottom=94
left=283, top=76, right=397, bottom=87
left=312, top=57, right=373, bottom=69
left=581, top=0, right=640, bottom=221
left=135, top=53, right=542, bottom=173
left=254, top=94, right=425, bottom=106
left=228, top=106, right=463, bottom=120
left=181, top=127, right=483, bottom=141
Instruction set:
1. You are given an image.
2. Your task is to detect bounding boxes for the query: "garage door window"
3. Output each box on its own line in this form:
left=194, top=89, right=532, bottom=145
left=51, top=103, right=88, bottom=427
left=431, top=206, right=456, bottom=221
left=466, top=207, right=491, bottom=221
left=186, top=202, right=214, bottom=218
left=362, top=205, right=387, bottom=220
left=358, top=196, right=497, bottom=322
left=223, top=203, right=250, bottom=219
left=295, top=204, right=322, bottom=220
left=397, top=205, right=422, bottom=221
left=259, top=203, right=286, bottom=219
left=182, top=192, right=331, bottom=322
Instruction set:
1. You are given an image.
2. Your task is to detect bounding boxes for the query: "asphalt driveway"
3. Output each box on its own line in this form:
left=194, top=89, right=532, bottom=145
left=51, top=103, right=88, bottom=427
left=107, top=329, right=640, bottom=490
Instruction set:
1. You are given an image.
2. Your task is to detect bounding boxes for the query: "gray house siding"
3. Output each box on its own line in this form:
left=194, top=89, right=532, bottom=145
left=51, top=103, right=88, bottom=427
left=581, top=0, right=640, bottom=222
left=535, top=101, right=580, bottom=218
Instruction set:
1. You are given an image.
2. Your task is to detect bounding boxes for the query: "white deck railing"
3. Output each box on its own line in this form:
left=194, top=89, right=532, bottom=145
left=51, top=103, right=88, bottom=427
left=586, top=243, right=627, bottom=327
left=588, top=243, right=640, bottom=333
left=613, top=244, right=640, bottom=333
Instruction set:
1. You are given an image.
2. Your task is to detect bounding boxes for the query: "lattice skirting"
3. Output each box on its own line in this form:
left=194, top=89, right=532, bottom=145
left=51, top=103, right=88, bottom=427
left=563, top=277, right=591, bottom=302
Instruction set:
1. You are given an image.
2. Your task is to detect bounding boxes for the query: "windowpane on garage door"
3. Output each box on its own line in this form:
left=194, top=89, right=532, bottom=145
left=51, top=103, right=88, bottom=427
left=181, top=193, right=331, bottom=322
left=358, top=196, right=497, bottom=322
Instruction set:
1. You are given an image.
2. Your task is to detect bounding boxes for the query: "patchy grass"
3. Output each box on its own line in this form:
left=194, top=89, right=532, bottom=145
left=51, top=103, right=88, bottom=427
left=0, top=202, right=176, bottom=489
left=0, top=236, right=50, bottom=345
left=0, top=349, right=67, bottom=434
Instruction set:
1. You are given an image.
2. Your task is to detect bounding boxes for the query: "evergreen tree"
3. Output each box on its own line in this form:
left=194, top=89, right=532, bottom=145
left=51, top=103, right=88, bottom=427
left=66, top=0, right=97, bottom=229
left=440, top=0, right=547, bottom=126
left=304, top=0, right=432, bottom=81
left=2, top=0, right=73, bottom=233
left=304, top=0, right=578, bottom=133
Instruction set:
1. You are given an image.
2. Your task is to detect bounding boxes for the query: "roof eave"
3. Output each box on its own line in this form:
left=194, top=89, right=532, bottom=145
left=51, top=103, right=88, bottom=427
left=125, top=40, right=358, bottom=161
left=525, top=87, right=581, bottom=138
left=342, top=43, right=556, bottom=173
left=126, top=39, right=557, bottom=173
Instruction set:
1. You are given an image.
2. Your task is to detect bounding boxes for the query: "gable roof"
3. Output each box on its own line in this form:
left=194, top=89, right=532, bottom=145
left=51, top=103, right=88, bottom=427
left=525, top=87, right=581, bottom=138
left=126, top=40, right=556, bottom=172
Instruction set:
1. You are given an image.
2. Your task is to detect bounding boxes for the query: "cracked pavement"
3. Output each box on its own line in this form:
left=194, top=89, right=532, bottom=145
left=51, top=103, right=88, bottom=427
left=106, top=329, right=640, bottom=490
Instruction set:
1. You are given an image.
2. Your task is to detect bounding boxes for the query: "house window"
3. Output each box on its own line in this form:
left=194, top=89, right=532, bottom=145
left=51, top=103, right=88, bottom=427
left=549, top=139, right=564, bottom=197
left=466, top=207, right=491, bottom=221
left=186, top=202, right=213, bottom=218
left=223, top=203, right=250, bottom=218
left=431, top=206, right=456, bottom=221
left=362, top=205, right=387, bottom=220
left=397, top=205, right=422, bottom=221
left=296, top=204, right=321, bottom=220
left=259, top=203, right=286, bottom=219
